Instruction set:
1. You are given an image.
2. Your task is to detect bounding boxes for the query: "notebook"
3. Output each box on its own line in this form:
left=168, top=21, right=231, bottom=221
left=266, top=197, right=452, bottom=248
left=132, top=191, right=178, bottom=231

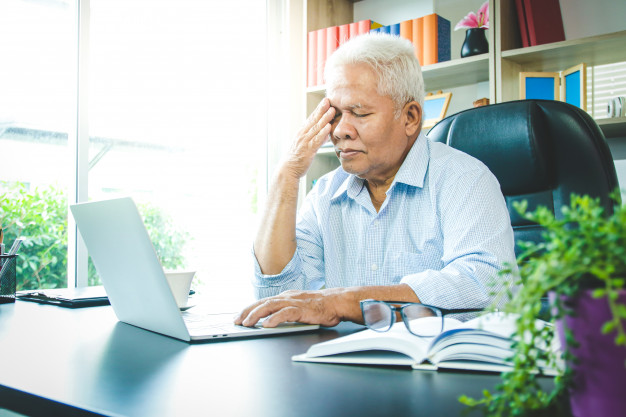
left=70, top=197, right=319, bottom=342
left=17, top=285, right=110, bottom=308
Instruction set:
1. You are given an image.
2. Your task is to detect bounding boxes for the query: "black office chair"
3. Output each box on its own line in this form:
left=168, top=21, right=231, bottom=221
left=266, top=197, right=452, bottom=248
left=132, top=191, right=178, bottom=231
left=427, top=99, right=619, bottom=256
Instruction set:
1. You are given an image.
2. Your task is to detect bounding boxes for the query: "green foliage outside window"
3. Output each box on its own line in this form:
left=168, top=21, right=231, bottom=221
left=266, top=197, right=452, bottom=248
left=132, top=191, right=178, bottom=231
left=1, top=181, right=188, bottom=290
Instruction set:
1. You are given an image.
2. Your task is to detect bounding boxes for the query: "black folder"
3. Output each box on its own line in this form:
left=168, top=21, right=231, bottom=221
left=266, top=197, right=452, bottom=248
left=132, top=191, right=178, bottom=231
left=17, top=286, right=110, bottom=308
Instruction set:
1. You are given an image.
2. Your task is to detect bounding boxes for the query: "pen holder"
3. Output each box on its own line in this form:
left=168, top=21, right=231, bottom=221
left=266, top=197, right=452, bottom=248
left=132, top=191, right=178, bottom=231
left=0, top=254, right=18, bottom=304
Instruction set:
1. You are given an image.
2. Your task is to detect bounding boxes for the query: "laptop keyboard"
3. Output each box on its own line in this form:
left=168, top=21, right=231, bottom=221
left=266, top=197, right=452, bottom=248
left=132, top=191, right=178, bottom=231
left=182, top=311, right=260, bottom=334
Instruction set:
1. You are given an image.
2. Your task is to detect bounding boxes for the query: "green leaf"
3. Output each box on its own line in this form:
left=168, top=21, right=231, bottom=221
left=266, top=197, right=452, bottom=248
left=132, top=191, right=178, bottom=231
left=602, top=321, right=616, bottom=334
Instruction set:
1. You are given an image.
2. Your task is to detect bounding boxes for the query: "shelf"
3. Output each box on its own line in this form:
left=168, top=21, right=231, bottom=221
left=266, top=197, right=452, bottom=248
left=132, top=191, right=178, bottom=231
left=597, top=117, right=626, bottom=139
left=501, top=30, right=626, bottom=71
left=422, top=53, right=490, bottom=91
left=306, top=53, right=490, bottom=97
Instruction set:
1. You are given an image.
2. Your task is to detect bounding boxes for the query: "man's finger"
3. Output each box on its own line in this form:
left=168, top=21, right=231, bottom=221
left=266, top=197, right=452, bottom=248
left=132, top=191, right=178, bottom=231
left=262, top=306, right=304, bottom=328
left=240, top=298, right=291, bottom=327
left=305, top=106, right=335, bottom=141
left=299, top=98, right=331, bottom=137
left=234, top=299, right=267, bottom=325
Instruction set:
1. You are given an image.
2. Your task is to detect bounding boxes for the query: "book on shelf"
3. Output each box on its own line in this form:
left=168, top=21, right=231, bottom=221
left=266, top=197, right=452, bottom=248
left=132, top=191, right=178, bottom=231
left=399, top=19, right=413, bottom=43
left=326, top=26, right=339, bottom=70
left=422, top=13, right=451, bottom=66
left=306, top=13, right=453, bottom=87
left=307, top=31, right=317, bottom=87
left=349, top=21, right=359, bottom=39
left=339, top=23, right=350, bottom=45
left=514, top=0, right=530, bottom=47
left=315, top=28, right=327, bottom=87
left=307, top=19, right=381, bottom=87
left=521, top=0, right=565, bottom=46
left=293, top=312, right=561, bottom=375
left=412, top=17, right=424, bottom=66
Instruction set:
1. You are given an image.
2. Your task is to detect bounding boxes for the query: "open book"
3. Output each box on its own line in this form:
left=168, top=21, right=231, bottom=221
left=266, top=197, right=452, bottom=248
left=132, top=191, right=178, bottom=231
left=293, top=312, right=560, bottom=375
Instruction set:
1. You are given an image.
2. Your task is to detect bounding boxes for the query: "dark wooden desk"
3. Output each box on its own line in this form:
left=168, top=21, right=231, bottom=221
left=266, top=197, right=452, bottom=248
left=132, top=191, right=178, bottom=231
left=0, top=301, right=529, bottom=417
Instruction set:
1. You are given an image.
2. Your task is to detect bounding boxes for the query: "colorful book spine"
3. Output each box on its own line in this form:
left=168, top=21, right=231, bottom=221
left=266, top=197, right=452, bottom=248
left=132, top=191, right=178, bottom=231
left=368, top=20, right=383, bottom=33
left=306, top=20, right=382, bottom=87
left=422, top=13, right=450, bottom=66
left=338, top=23, right=350, bottom=45
left=399, top=19, right=413, bottom=43
left=316, top=28, right=327, bottom=86
left=389, top=23, right=401, bottom=37
left=307, top=31, right=317, bottom=87
left=412, top=17, right=424, bottom=66
left=515, top=0, right=530, bottom=47
left=326, top=26, right=339, bottom=62
left=349, top=22, right=359, bottom=39
left=523, top=0, right=565, bottom=46
left=357, top=19, right=371, bottom=35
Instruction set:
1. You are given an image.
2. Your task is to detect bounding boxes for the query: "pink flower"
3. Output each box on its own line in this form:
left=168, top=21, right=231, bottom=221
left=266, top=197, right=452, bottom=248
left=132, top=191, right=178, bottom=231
left=454, top=1, right=489, bottom=30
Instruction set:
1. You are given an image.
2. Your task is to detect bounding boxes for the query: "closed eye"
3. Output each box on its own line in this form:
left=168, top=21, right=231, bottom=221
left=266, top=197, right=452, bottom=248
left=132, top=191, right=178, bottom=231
left=330, top=110, right=370, bottom=124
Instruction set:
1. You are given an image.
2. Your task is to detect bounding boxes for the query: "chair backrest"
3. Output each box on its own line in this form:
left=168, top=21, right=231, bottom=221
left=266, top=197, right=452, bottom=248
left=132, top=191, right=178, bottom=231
left=427, top=99, right=619, bottom=255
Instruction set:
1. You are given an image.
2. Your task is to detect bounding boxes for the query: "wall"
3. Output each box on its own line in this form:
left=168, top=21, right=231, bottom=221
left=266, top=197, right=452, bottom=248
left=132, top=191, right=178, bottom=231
left=353, top=0, right=434, bottom=24
left=559, top=0, right=626, bottom=40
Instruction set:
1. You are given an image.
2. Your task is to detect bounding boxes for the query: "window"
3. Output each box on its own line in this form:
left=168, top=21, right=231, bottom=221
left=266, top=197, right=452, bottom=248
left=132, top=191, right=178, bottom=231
left=0, top=0, right=266, bottom=300
left=0, top=0, right=74, bottom=290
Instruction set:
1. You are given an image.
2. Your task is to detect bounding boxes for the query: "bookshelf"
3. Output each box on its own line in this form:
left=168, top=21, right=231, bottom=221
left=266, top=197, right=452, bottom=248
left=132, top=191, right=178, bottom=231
left=295, top=0, right=626, bottom=196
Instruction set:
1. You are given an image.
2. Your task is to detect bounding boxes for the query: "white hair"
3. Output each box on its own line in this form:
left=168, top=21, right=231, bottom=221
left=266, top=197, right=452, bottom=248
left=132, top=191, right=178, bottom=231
left=324, top=32, right=425, bottom=118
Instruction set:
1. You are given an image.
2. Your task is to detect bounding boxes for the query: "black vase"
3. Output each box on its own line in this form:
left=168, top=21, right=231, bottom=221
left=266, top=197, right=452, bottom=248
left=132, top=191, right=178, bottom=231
left=460, top=28, right=488, bottom=58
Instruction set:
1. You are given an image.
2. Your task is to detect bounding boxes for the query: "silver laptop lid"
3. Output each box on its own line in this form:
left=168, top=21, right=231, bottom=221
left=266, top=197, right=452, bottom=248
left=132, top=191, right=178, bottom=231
left=71, top=197, right=190, bottom=341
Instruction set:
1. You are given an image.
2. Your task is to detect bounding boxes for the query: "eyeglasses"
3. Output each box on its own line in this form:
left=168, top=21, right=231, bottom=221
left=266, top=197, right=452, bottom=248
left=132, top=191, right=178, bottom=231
left=360, top=299, right=483, bottom=337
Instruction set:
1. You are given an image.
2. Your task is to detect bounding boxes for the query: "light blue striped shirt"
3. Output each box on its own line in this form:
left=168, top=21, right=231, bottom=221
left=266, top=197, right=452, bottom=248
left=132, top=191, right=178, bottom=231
left=253, top=134, right=516, bottom=310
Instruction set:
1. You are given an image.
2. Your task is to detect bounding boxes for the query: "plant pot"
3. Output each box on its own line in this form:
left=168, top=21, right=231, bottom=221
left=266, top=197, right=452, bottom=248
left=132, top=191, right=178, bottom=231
left=552, top=289, right=626, bottom=417
left=460, top=28, right=488, bottom=58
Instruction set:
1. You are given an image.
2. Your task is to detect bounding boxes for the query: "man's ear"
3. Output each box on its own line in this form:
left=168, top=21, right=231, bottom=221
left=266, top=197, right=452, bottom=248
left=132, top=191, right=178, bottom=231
left=403, top=101, right=422, bottom=137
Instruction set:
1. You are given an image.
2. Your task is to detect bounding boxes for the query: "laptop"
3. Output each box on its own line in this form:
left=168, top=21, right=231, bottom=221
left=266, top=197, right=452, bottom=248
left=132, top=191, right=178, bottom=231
left=70, top=197, right=319, bottom=342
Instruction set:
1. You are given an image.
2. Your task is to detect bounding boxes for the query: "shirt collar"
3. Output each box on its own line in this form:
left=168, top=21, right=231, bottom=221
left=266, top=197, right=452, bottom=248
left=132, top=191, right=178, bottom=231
left=392, top=132, right=429, bottom=189
left=330, top=132, right=430, bottom=201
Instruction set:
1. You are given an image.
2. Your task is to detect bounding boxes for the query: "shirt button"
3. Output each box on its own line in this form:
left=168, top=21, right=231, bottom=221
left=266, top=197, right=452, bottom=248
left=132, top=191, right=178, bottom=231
left=371, top=263, right=378, bottom=271
left=373, top=220, right=379, bottom=226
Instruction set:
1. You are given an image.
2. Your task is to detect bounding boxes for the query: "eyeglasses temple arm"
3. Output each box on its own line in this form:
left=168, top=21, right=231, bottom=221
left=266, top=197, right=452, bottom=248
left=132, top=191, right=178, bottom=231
left=438, top=308, right=484, bottom=315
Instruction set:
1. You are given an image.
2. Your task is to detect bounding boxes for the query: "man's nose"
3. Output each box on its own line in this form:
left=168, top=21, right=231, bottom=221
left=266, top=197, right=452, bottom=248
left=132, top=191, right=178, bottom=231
left=332, top=115, right=356, bottom=141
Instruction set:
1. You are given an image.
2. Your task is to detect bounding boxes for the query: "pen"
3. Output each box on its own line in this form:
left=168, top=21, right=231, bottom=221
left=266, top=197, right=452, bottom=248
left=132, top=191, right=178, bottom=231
left=8, top=238, right=23, bottom=256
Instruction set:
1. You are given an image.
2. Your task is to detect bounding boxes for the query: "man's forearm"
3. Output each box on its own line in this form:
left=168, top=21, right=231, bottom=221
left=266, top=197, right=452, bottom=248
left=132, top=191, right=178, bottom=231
left=254, top=98, right=335, bottom=276
left=253, top=168, right=301, bottom=275
left=326, top=283, right=421, bottom=324
left=236, top=283, right=421, bottom=327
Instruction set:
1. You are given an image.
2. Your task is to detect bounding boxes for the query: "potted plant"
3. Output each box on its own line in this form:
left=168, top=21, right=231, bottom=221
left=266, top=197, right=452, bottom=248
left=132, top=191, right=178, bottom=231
left=460, top=193, right=626, bottom=416
left=454, top=0, right=489, bottom=58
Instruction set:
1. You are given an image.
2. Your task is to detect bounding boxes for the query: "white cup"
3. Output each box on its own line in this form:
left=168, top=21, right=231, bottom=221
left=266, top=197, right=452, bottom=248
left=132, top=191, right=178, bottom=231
left=608, top=97, right=626, bottom=118
left=164, top=271, right=195, bottom=308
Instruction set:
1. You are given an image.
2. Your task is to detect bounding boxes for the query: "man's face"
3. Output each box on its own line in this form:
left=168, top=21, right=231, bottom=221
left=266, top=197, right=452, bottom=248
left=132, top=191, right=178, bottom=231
left=327, top=63, right=418, bottom=184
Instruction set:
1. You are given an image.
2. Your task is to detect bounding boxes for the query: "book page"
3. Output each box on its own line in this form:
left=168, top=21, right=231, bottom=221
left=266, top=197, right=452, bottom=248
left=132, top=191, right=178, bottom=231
left=303, top=321, right=433, bottom=363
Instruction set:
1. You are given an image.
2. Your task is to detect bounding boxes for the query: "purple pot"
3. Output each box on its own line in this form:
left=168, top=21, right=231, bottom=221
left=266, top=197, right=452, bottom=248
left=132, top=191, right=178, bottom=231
left=553, top=290, right=626, bottom=417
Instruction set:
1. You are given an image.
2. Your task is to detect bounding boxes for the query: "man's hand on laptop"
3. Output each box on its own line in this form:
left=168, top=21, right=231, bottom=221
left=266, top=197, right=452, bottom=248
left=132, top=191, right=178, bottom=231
left=234, top=288, right=355, bottom=328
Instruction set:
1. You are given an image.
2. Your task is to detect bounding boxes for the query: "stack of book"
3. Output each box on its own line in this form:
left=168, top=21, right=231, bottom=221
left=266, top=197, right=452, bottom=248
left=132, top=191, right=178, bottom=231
left=307, top=14, right=451, bottom=88
left=371, top=14, right=451, bottom=67
left=307, top=19, right=381, bottom=88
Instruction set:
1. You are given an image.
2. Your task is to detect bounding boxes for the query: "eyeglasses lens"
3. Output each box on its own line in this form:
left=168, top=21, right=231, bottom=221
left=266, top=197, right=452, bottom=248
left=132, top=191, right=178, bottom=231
left=363, top=301, right=393, bottom=332
left=403, top=304, right=442, bottom=337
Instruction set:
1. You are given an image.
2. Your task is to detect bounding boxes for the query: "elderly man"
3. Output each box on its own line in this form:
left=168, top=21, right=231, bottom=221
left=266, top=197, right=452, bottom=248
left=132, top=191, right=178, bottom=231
left=235, top=33, right=515, bottom=328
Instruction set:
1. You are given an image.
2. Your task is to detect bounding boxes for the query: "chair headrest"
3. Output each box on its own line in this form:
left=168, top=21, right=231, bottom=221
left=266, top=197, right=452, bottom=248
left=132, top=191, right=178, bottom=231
left=428, top=101, right=554, bottom=195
